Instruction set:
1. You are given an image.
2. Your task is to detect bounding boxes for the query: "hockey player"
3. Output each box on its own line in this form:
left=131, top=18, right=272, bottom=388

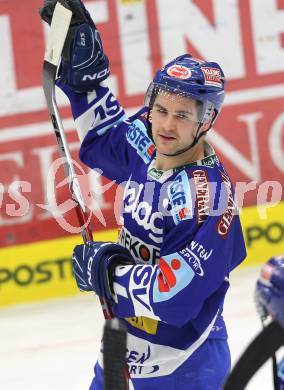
left=224, top=255, right=284, bottom=389
left=40, top=1, right=247, bottom=389
left=256, top=255, right=284, bottom=390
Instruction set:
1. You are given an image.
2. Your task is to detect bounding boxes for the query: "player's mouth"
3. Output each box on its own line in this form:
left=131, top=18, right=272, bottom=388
left=158, top=133, right=176, bottom=142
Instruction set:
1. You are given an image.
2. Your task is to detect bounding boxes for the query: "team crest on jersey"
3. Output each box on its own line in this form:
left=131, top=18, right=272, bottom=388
left=153, top=253, right=195, bottom=302
left=167, top=171, right=193, bottom=225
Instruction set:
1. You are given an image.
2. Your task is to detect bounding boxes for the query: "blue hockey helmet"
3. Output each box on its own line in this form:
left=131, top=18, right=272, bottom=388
left=255, top=255, right=284, bottom=328
left=145, top=54, right=226, bottom=126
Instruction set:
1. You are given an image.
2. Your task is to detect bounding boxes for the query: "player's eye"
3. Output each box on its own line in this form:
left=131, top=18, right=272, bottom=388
left=156, top=107, right=167, bottom=114
left=176, top=113, right=190, bottom=120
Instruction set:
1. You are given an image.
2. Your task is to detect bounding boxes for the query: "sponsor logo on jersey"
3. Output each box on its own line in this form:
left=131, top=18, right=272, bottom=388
left=125, top=316, right=158, bottom=335
left=126, top=120, right=155, bottom=163
left=175, top=153, right=219, bottom=170
left=124, top=180, right=164, bottom=244
left=167, top=64, right=191, bottom=79
left=152, top=253, right=195, bottom=302
left=89, top=90, right=124, bottom=134
left=168, top=171, right=193, bottom=225
left=179, top=240, right=213, bottom=277
left=202, top=154, right=219, bottom=168
left=118, top=226, right=160, bottom=264
left=126, top=344, right=159, bottom=375
left=147, top=144, right=156, bottom=157
left=192, top=169, right=210, bottom=224
left=216, top=172, right=237, bottom=238
left=201, top=67, right=223, bottom=87
left=148, top=167, right=164, bottom=180
left=129, top=264, right=160, bottom=317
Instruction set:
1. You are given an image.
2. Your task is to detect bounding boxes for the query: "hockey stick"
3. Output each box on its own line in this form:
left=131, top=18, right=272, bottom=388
left=260, top=317, right=280, bottom=390
left=42, top=0, right=113, bottom=319
left=42, top=2, right=129, bottom=387
left=103, top=319, right=129, bottom=390
left=42, top=2, right=92, bottom=242
left=223, top=321, right=284, bottom=389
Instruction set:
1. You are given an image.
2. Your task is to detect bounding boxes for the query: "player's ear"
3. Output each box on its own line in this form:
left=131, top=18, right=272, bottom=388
left=199, top=121, right=211, bottom=132
left=200, top=109, right=215, bottom=132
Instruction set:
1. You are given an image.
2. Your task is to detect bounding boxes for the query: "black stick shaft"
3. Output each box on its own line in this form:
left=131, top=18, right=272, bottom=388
left=103, top=319, right=129, bottom=390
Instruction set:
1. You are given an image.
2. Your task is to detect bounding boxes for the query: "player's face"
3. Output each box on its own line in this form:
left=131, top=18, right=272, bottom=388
left=151, top=93, right=200, bottom=157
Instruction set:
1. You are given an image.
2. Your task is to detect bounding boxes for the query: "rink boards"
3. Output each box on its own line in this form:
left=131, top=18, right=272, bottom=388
left=0, top=201, right=283, bottom=307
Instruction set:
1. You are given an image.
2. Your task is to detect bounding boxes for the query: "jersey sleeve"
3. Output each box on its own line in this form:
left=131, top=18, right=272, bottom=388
left=57, top=81, right=150, bottom=183
left=111, top=167, right=247, bottom=327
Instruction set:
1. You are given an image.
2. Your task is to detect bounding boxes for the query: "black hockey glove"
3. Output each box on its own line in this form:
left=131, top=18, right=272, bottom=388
left=72, top=241, right=135, bottom=300
left=39, top=0, right=110, bottom=91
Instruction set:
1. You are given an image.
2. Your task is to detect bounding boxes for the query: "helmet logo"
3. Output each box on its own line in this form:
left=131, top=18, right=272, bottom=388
left=201, top=67, right=222, bottom=87
left=167, top=65, right=191, bottom=80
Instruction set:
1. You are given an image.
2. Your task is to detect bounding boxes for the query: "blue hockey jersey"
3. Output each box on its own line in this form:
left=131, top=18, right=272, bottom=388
left=59, top=82, right=247, bottom=378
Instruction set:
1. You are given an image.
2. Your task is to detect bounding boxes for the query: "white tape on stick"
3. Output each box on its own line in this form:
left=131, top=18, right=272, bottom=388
left=44, top=2, right=72, bottom=65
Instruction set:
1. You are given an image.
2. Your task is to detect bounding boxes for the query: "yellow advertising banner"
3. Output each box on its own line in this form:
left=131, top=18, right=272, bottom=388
left=0, top=230, right=118, bottom=307
left=0, top=202, right=283, bottom=307
left=240, top=201, right=284, bottom=266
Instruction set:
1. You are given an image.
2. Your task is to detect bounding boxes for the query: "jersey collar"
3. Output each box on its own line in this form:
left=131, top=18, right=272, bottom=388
left=147, top=142, right=219, bottom=183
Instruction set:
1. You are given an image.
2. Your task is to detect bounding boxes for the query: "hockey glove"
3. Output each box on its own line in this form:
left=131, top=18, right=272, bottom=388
left=39, top=0, right=91, bottom=27
left=72, top=241, right=134, bottom=300
left=39, top=0, right=110, bottom=91
left=255, top=255, right=284, bottom=328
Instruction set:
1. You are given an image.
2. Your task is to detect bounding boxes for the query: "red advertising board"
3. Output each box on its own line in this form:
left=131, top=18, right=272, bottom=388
left=0, top=0, right=284, bottom=247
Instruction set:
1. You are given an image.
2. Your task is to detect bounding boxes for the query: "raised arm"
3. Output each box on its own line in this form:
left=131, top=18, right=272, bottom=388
left=40, top=0, right=144, bottom=182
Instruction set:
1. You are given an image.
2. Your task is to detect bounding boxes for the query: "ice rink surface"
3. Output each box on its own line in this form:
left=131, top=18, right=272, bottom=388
left=0, top=266, right=276, bottom=389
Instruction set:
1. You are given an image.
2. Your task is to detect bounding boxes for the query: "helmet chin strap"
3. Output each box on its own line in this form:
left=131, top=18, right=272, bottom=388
left=160, top=123, right=208, bottom=157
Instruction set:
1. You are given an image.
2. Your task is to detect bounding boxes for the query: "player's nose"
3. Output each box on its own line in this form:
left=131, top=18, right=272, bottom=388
left=162, top=114, right=177, bottom=132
